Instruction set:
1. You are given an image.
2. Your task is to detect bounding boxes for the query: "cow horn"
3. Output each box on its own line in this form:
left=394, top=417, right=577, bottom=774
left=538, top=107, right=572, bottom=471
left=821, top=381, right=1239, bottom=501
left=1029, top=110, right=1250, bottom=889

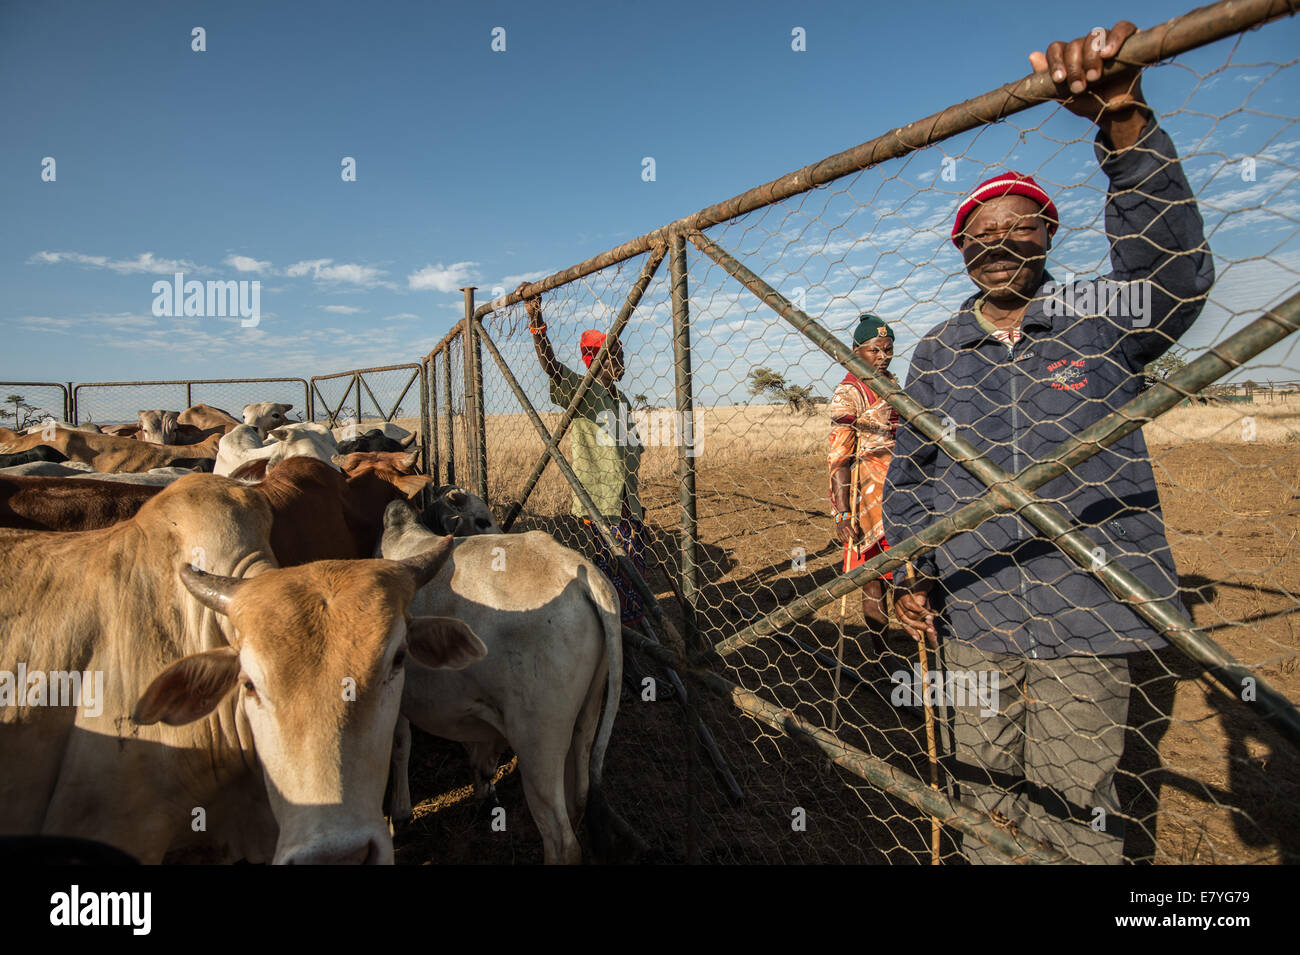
left=179, top=564, right=245, bottom=615
left=398, top=534, right=455, bottom=588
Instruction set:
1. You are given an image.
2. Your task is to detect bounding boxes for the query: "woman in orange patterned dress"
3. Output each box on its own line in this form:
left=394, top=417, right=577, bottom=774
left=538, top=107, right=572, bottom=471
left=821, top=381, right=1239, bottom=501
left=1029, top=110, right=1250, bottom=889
left=828, top=313, right=899, bottom=644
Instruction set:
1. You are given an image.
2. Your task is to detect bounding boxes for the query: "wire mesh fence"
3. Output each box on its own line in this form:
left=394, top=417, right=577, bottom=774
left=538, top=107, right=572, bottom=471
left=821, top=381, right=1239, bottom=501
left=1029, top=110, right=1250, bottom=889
left=0, top=383, right=71, bottom=431
left=69, top=378, right=311, bottom=429
left=417, top=0, right=1300, bottom=864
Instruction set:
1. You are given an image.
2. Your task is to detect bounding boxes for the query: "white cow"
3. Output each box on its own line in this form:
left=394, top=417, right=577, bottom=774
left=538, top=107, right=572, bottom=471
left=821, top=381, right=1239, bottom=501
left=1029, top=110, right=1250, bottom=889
left=0, top=462, right=197, bottom=485
left=242, top=402, right=294, bottom=438
left=215, top=425, right=276, bottom=476
left=215, top=422, right=340, bottom=477
left=378, top=500, right=623, bottom=864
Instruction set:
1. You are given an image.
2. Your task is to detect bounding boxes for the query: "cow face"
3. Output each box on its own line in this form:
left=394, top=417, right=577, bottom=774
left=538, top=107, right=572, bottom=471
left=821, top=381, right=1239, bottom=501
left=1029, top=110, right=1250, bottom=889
left=423, top=486, right=502, bottom=536
left=243, top=402, right=294, bottom=438
left=131, top=545, right=485, bottom=865
left=137, top=410, right=179, bottom=445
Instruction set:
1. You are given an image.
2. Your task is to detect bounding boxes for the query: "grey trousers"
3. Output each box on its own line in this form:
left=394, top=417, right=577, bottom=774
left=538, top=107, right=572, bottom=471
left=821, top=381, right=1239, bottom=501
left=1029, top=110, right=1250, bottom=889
left=942, top=641, right=1131, bottom=864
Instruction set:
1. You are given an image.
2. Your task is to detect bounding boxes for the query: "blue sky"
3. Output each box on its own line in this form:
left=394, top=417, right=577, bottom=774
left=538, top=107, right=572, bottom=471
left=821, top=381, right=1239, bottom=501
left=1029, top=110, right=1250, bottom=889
left=3, top=0, right=1298, bottom=418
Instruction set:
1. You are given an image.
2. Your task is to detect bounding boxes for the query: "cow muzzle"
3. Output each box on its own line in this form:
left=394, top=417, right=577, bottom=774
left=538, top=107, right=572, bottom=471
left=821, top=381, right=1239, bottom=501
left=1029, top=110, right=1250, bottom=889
left=275, top=826, right=393, bottom=865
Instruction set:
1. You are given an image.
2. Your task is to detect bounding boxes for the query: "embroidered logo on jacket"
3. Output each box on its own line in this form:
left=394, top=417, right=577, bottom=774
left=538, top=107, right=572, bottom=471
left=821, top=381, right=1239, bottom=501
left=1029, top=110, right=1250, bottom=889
left=1047, top=357, right=1088, bottom=391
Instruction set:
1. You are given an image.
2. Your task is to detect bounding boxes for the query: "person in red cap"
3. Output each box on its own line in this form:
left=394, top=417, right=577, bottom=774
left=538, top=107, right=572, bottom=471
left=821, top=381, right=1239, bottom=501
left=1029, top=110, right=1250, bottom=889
left=885, top=21, right=1214, bottom=864
left=520, top=283, right=647, bottom=628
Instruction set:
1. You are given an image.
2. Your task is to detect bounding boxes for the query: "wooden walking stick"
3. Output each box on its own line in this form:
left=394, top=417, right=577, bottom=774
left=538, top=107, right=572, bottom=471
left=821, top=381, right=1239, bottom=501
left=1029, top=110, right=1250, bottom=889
left=909, top=559, right=942, bottom=865
left=831, top=458, right=858, bottom=735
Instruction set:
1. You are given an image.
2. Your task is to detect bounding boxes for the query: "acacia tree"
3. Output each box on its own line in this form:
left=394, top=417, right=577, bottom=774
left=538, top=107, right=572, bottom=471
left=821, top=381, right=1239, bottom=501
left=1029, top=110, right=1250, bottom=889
left=746, top=368, right=820, bottom=416
left=5, top=394, right=38, bottom=430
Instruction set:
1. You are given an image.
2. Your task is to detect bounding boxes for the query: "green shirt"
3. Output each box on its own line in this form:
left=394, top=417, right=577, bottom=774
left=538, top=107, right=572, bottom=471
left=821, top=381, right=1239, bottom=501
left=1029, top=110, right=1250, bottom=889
left=549, top=363, right=642, bottom=521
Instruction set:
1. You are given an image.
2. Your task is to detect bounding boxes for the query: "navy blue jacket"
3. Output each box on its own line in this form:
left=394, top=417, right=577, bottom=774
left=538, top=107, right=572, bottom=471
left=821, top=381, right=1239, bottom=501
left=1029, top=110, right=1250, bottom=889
left=883, top=120, right=1215, bottom=658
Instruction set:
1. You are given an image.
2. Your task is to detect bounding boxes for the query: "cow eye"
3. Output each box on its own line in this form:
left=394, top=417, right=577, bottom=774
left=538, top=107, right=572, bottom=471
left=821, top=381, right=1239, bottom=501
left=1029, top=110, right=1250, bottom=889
left=393, top=649, right=407, bottom=669
left=476, top=518, right=492, bottom=529
left=241, top=677, right=258, bottom=701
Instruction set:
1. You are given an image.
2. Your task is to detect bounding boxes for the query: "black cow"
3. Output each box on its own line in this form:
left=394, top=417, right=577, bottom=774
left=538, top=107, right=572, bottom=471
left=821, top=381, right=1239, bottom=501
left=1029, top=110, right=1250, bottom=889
left=0, top=445, right=69, bottom=468
left=336, top=428, right=409, bottom=455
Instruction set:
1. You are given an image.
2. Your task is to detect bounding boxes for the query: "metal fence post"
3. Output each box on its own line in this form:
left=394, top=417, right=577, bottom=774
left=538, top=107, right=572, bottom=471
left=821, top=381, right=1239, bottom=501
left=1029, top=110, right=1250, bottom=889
left=428, top=355, right=441, bottom=483
left=418, top=360, right=433, bottom=477
left=460, top=289, right=479, bottom=498
left=461, top=286, right=488, bottom=503
left=670, top=229, right=701, bottom=864
left=443, top=341, right=457, bottom=487
left=670, top=233, right=700, bottom=646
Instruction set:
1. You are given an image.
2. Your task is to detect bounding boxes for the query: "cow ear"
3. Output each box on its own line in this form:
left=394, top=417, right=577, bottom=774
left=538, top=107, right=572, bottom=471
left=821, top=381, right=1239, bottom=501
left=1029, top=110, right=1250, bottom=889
left=406, top=617, right=487, bottom=671
left=395, top=474, right=433, bottom=499
left=268, top=427, right=289, bottom=441
left=397, top=534, right=454, bottom=587
left=132, top=648, right=240, bottom=726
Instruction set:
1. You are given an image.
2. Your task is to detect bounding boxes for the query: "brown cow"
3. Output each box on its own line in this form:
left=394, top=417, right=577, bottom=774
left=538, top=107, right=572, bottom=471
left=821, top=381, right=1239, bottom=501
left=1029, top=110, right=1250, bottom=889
left=0, top=458, right=432, bottom=566
left=177, top=404, right=240, bottom=431
left=253, top=456, right=432, bottom=566
left=0, top=427, right=221, bottom=473
left=0, top=475, right=160, bottom=531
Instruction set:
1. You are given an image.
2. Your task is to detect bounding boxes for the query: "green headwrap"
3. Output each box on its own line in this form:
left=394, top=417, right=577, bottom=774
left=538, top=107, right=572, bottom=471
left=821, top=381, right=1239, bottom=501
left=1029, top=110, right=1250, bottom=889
left=852, top=313, right=894, bottom=346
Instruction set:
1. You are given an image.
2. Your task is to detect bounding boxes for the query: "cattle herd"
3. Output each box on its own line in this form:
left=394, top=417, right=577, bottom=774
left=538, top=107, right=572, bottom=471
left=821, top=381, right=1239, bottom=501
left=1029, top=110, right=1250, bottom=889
left=0, top=401, right=627, bottom=865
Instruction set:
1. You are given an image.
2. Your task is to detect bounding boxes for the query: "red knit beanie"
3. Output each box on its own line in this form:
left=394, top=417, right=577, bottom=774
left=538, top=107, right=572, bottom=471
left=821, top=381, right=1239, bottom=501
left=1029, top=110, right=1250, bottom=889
left=580, top=329, right=607, bottom=368
left=952, top=172, right=1059, bottom=248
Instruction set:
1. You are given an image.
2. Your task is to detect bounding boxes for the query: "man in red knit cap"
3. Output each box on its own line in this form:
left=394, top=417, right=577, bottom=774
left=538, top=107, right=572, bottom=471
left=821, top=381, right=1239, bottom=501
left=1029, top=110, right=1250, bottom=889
left=520, top=285, right=647, bottom=628
left=885, top=22, right=1214, bottom=863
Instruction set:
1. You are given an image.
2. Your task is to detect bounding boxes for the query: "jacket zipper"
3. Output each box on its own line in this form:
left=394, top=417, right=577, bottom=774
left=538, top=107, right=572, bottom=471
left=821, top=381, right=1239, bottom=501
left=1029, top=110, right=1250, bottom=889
left=1007, top=334, right=1038, bottom=659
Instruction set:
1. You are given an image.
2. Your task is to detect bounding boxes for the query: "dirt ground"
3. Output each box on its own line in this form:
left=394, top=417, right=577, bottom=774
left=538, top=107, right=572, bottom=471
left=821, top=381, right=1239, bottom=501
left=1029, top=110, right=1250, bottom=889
left=394, top=439, right=1300, bottom=865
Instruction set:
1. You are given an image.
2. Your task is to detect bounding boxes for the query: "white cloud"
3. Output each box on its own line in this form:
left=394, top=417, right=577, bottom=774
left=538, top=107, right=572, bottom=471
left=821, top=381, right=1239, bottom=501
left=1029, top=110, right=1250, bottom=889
left=285, top=259, right=388, bottom=287
left=225, top=254, right=272, bottom=273
left=385, top=313, right=419, bottom=320
left=408, top=261, right=479, bottom=292
left=28, top=250, right=201, bottom=275
left=16, top=315, right=78, bottom=333
left=319, top=263, right=386, bottom=285
left=320, top=305, right=364, bottom=314
left=285, top=258, right=332, bottom=278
